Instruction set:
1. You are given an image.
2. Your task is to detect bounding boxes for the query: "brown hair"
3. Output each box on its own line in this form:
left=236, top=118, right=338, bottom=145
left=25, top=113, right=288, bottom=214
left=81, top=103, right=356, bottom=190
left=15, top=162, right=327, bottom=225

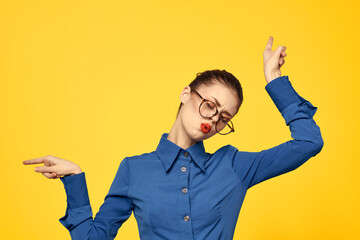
left=176, top=69, right=243, bottom=118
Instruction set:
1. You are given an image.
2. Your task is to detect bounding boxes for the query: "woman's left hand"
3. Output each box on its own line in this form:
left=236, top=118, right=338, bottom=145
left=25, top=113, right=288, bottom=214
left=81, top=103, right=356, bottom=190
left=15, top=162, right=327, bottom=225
left=263, top=36, right=287, bottom=84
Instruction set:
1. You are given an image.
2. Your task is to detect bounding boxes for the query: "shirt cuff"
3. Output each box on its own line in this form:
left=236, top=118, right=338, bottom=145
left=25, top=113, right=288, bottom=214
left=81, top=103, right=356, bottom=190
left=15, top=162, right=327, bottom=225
left=59, top=205, right=93, bottom=231
left=265, top=75, right=302, bottom=113
left=60, top=172, right=91, bottom=208
left=281, top=100, right=318, bottom=126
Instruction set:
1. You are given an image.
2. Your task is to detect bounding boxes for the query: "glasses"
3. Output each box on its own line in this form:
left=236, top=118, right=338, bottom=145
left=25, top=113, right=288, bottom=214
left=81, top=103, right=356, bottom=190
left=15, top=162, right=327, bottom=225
left=190, top=87, right=235, bottom=135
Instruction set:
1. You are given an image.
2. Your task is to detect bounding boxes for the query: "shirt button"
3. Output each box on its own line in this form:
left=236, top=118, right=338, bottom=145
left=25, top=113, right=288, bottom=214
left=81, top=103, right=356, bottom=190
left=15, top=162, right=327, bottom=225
left=184, top=215, right=190, bottom=221
left=181, top=166, right=187, bottom=172
left=183, top=152, right=189, bottom=157
left=182, top=187, right=188, bottom=194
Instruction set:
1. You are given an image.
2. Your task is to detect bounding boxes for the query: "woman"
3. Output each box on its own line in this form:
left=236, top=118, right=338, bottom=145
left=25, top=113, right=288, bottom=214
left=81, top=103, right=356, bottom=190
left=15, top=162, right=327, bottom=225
left=23, top=36, right=324, bottom=240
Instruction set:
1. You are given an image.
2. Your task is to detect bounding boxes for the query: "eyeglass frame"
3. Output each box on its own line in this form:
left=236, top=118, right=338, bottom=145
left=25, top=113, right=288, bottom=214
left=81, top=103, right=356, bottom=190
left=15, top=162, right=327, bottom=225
left=190, top=87, right=235, bottom=135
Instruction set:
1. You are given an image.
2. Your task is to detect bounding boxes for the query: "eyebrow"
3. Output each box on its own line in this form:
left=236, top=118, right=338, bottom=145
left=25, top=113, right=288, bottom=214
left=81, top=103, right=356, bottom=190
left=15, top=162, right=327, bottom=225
left=211, top=96, right=233, bottom=118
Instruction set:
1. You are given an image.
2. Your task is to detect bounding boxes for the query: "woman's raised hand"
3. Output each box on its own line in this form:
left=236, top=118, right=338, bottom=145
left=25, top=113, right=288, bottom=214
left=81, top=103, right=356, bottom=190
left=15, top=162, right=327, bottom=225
left=263, top=36, right=287, bottom=84
left=23, top=155, right=83, bottom=179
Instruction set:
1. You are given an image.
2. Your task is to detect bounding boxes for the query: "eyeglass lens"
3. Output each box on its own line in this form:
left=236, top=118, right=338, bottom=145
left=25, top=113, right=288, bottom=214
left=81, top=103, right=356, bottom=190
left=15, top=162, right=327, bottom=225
left=200, top=101, right=233, bottom=135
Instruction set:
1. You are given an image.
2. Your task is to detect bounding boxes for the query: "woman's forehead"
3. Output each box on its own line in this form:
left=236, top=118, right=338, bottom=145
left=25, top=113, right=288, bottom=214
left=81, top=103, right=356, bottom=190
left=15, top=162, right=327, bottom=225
left=197, top=83, right=239, bottom=116
left=197, top=83, right=236, bottom=100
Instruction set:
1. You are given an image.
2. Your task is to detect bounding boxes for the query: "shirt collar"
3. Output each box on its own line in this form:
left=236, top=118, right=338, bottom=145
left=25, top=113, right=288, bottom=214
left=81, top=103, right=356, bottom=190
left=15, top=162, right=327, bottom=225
left=155, top=132, right=207, bottom=172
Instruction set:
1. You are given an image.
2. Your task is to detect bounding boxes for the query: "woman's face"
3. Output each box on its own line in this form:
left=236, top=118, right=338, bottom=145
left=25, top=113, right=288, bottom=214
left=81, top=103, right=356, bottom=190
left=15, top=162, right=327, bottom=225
left=179, top=82, right=240, bottom=141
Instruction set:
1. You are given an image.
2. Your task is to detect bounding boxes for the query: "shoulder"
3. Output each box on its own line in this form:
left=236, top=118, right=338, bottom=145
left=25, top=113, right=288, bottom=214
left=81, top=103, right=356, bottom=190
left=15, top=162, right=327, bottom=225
left=126, top=151, right=156, bottom=160
left=211, top=144, right=258, bottom=162
left=213, top=144, right=238, bottom=156
left=206, top=144, right=239, bottom=161
left=123, top=151, right=159, bottom=166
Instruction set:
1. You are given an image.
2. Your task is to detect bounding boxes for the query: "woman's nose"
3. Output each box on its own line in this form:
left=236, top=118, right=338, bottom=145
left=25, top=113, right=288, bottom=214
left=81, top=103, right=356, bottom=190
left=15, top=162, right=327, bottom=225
left=210, top=113, right=220, bottom=124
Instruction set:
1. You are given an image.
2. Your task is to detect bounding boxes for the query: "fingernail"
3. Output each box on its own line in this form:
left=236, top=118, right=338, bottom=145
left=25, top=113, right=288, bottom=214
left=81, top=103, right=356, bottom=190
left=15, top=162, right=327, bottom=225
left=35, top=168, right=38, bottom=172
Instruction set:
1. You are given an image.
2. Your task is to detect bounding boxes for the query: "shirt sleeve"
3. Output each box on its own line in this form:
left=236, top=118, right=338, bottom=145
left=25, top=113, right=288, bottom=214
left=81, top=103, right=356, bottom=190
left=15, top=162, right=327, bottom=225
left=227, top=75, right=324, bottom=189
left=59, top=157, right=133, bottom=240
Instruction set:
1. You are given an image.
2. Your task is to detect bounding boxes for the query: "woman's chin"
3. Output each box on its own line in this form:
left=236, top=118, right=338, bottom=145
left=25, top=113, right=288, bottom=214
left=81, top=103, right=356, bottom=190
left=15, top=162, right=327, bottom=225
left=184, top=123, right=213, bottom=141
left=194, top=127, right=213, bottom=140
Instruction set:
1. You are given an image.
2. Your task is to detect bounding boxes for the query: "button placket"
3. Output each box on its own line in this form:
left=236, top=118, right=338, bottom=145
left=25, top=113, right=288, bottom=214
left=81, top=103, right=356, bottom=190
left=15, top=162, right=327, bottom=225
left=178, top=152, right=191, bottom=225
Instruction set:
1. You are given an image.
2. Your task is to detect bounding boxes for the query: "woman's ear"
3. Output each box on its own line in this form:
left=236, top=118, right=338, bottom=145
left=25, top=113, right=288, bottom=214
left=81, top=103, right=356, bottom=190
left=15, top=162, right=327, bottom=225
left=180, top=86, right=191, bottom=104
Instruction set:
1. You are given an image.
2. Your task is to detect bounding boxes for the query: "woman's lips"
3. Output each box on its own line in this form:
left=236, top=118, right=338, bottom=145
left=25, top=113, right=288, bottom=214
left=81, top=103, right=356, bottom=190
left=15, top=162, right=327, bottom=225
left=201, top=123, right=211, bottom=133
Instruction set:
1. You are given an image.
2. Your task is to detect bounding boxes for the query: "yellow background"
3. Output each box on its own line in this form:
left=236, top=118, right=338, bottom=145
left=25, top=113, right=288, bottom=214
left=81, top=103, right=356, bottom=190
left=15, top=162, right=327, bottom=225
left=1, top=0, right=358, bottom=239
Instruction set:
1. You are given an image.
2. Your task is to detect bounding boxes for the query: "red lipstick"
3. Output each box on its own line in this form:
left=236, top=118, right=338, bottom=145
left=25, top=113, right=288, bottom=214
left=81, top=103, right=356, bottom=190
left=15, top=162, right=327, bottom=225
left=201, top=123, right=211, bottom=133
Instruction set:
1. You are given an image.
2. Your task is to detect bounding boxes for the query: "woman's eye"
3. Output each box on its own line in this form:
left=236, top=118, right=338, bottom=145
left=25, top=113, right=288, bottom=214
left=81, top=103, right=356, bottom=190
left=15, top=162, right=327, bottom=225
left=207, top=102, right=216, bottom=109
left=220, top=116, right=229, bottom=123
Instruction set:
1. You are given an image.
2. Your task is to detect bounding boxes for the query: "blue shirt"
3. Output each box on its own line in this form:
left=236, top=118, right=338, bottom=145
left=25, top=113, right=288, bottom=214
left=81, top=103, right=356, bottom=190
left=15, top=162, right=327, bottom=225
left=59, top=75, right=324, bottom=240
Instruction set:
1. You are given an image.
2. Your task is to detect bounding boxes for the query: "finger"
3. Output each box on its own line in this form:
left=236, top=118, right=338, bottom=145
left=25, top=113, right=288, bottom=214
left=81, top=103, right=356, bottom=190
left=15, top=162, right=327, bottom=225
left=279, top=57, right=285, bottom=66
left=23, top=155, right=54, bottom=165
left=50, top=173, right=62, bottom=179
left=43, top=172, right=57, bottom=179
left=23, top=157, right=46, bottom=165
left=35, top=166, right=55, bottom=173
left=265, top=36, right=273, bottom=51
left=281, top=50, right=287, bottom=57
left=279, top=56, right=284, bottom=64
left=53, top=173, right=62, bottom=179
left=275, top=45, right=287, bottom=57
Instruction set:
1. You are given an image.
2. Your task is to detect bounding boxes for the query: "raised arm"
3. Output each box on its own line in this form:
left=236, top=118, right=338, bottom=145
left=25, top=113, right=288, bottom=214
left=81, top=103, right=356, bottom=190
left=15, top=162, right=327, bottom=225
left=228, top=75, right=324, bottom=189
left=59, top=157, right=133, bottom=240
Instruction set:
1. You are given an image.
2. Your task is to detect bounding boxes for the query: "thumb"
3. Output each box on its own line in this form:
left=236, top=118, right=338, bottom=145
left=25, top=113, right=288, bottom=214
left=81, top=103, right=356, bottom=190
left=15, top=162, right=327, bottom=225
left=35, top=166, right=56, bottom=173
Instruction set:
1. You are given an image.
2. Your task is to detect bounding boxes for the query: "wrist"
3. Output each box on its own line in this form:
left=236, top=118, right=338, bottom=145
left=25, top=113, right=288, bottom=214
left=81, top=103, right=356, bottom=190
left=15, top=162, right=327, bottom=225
left=69, top=167, right=83, bottom=176
left=265, top=72, right=280, bottom=84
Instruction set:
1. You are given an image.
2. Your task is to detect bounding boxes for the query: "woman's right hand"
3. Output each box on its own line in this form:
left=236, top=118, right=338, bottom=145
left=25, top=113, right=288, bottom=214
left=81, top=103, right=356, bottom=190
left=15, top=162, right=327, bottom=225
left=263, top=36, right=287, bottom=84
left=23, top=155, right=83, bottom=179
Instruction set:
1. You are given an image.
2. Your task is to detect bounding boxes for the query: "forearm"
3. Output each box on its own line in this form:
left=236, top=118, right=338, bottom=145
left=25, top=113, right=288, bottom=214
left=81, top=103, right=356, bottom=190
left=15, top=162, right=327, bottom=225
left=59, top=158, right=133, bottom=240
left=59, top=172, right=93, bottom=239
left=265, top=75, right=323, bottom=144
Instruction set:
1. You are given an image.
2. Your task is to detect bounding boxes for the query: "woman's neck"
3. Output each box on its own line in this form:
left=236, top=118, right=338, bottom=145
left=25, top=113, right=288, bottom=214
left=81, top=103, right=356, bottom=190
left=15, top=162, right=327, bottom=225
left=167, top=118, right=197, bottom=150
